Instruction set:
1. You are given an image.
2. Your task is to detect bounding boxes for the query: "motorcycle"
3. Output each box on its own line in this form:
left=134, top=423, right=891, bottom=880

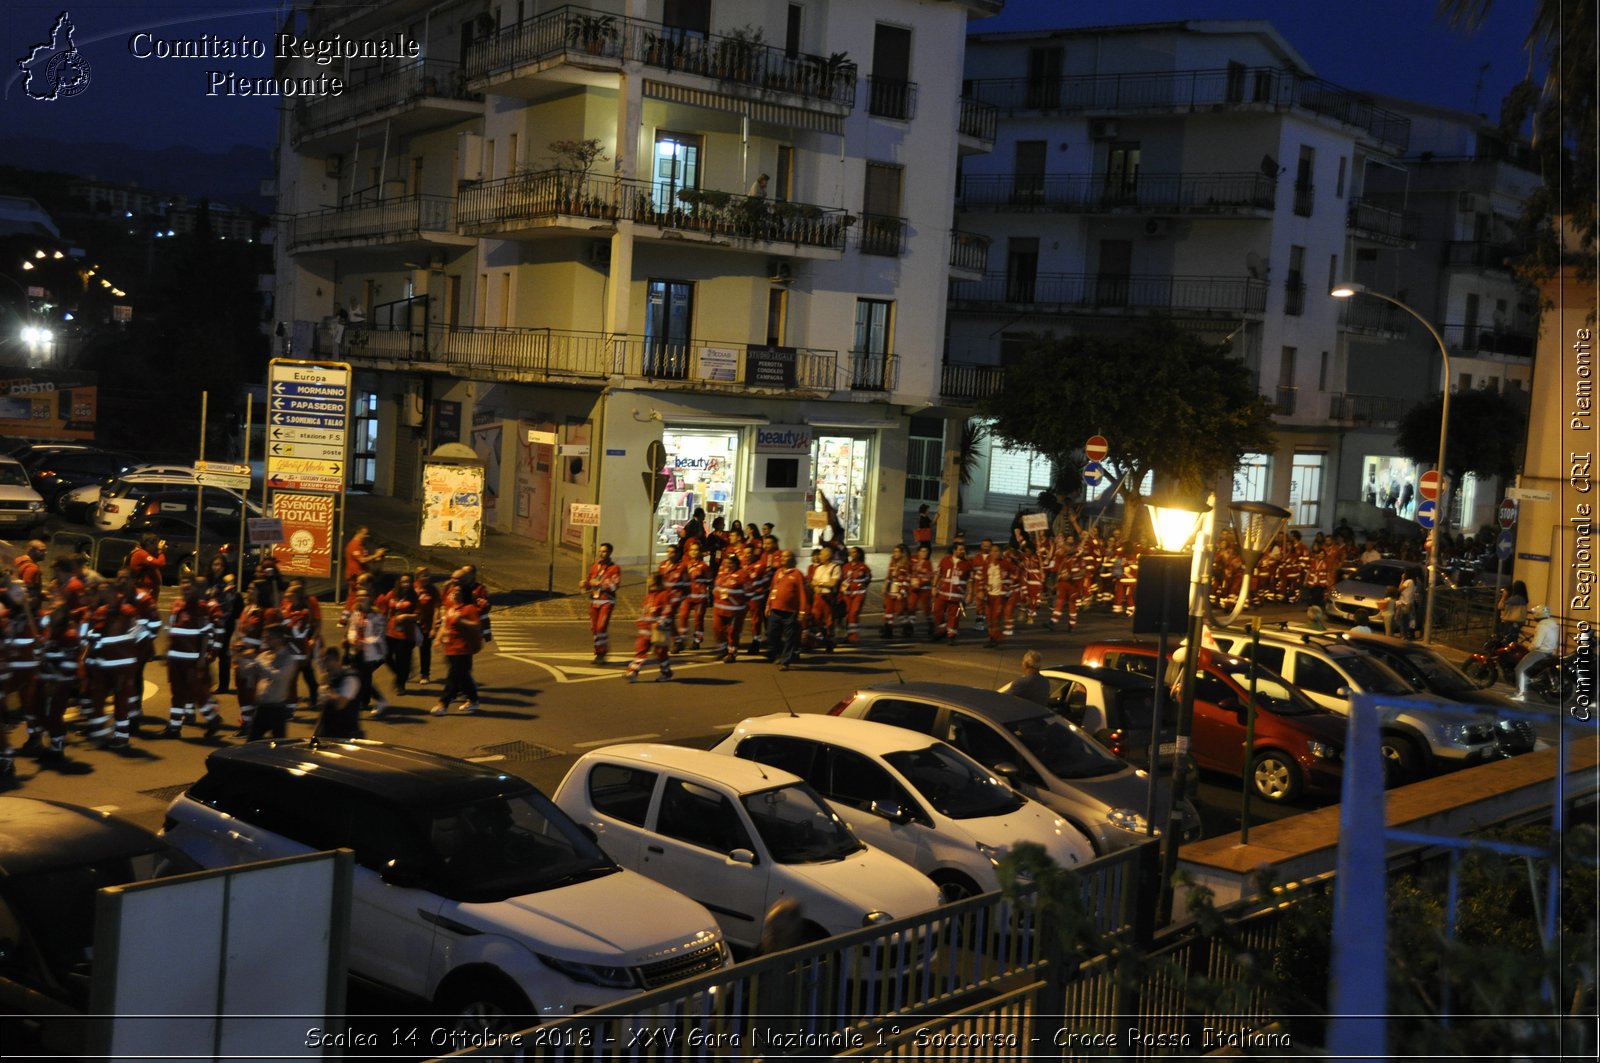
left=1460, top=629, right=1528, bottom=686
left=1529, top=637, right=1598, bottom=708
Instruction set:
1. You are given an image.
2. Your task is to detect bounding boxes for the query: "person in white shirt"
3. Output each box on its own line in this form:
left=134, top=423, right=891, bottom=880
left=345, top=591, right=390, bottom=718
left=1513, top=605, right=1561, bottom=700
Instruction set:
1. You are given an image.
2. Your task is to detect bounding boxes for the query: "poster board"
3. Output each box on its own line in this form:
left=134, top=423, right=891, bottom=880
left=421, top=461, right=484, bottom=549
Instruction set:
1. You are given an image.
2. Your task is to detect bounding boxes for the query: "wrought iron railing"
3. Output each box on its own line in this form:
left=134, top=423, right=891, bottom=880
left=466, top=5, right=857, bottom=107
left=951, top=272, right=1268, bottom=314
left=868, top=76, right=917, bottom=119
left=958, top=94, right=999, bottom=142
left=857, top=213, right=907, bottom=256
left=294, top=58, right=476, bottom=138
left=848, top=350, right=897, bottom=391
left=1347, top=198, right=1420, bottom=243
left=622, top=179, right=854, bottom=249
left=456, top=168, right=616, bottom=230
left=958, top=171, right=1276, bottom=212
left=1337, top=298, right=1411, bottom=334
left=287, top=193, right=454, bottom=249
left=1328, top=392, right=1411, bottom=425
left=966, top=65, right=1410, bottom=150
left=1439, top=322, right=1536, bottom=358
left=1442, top=240, right=1523, bottom=270
left=941, top=361, right=1007, bottom=401
left=1275, top=384, right=1299, bottom=416
left=949, top=230, right=991, bottom=273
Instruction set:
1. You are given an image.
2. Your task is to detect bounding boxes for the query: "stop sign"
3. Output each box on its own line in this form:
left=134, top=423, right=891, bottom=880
left=1085, top=435, right=1109, bottom=463
left=1418, top=469, right=1441, bottom=501
left=1499, top=498, right=1518, bottom=529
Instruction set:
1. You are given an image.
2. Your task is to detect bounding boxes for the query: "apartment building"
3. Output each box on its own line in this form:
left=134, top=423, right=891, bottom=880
left=272, top=0, right=1001, bottom=562
left=950, top=20, right=1540, bottom=536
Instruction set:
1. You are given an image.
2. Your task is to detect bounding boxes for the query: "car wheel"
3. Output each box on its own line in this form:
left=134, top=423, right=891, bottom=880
left=1250, top=750, right=1303, bottom=803
left=437, top=975, right=535, bottom=1045
left=930, top=870, right=981, bottom=904
left=1460, top=658, right=1496, bottom=686
left=1379, top=734, right=1421, bottom=785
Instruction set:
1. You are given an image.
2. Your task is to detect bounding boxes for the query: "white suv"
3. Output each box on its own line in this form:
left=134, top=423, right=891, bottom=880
left=0, top=456, right=45, bottom=532
left=161, top=740, right=728, bottom=1032
left=553, top=745, right=941, bottom=954
left=1206, top=627, right=1501, bottom=779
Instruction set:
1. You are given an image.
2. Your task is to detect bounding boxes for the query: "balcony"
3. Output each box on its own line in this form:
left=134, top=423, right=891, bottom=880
left=1328, top=392, right=1411, bottom=426
left=957, top=95, right=998, bottom=149
left=867, top=77, right=917, bottom=120
left=288, top=193, right=462, bottom=253
left=959, top=171, right=1275, bottom=215
left=949, top=230, right=991, bottom=276
left=848, top=351, right=897, bottom=392
left=1440, top=323, right=1536, bottom=359
left=1274, top=385, right=1298, bottom=416
left=1443, top=240, right=1523, bottom=271
left=1346, top=198, right=1420, bottom=246
left=293, top=59, right=479, bottom=148
left=1337, top=298, right=1411, bottom=336
left=965, top=66, right=1410, bottom=152
left=1283, top=280, right=1305, bottom=316
left=340, top=324, right=841, bottom=393
left=465, top=6, right=856, bottom=111
left=941, top=361, right=1006, bottom=403
left=948, top=273, right=1268, bottom=316
left=1292, top=182, right=1314, bottom=217
left=857, top=213, right=907, bottom=256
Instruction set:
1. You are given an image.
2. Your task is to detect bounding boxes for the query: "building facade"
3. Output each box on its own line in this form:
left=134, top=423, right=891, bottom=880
left=272, top=0, right=1001, bottom=563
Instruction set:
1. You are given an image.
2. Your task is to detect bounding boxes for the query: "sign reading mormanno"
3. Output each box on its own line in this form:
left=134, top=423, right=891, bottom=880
left=755, top=425, right=812, bottom=453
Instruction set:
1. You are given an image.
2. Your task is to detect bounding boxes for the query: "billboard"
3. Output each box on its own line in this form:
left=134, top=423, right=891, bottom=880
left=269, top=491, right=336, bottom=577
left=0, top=369, right=97, bottom=440
left=421, top=461, right=484, bottom=549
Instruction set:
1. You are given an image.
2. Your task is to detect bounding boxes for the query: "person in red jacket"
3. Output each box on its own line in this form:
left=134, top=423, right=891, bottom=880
left=905, top=544, right=934, bottom=639
left=677, top=540, right=712, bottom=651
left=764, top=550, right=810, bottom=669
left=343, top=526, right=387, bottom=597
left=13, top=539, right=46, bottom=600
left=656, top=544, right=687, bottom=652
left=880, top=545, right=910, bottom=639
left=412, top=567, right=440, bottom=682
left=35, top=593, right=81, bottom=762
left=985, top=548, right=1020, bottom=647
left=231, top=580, right=278, bottom=735
left=163, top=577, right=224, bottom=739
left=932, top=542, right=972, bottom=643
left=840, top=547, right=872, bottom=643
left=378, top=572, right=420, bottom=693
left=128, top=534, right=167, bottom=596
left=968, top=539, right=994, bottom=635
left=580, top=544, right=622, bottom=664
left=710, top=555, right=748, bottom=663
left=625, top=572, right=675, bottom=682
left=2, top=582, right=41, bottom=769
left=429, top=580, right=483, bottom=714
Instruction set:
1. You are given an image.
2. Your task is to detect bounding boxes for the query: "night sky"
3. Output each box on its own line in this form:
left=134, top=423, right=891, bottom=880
left=1, top=0, right=1542, bottom=154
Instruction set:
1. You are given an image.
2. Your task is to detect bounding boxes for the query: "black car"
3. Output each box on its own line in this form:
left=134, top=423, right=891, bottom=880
left=0, top=797, right=202, bottom=1055
left=96, top=488, right=262, bottom=583
left=17, top=447, right=137, bottom=513
left=1340, top=631, right=1539, bottom=756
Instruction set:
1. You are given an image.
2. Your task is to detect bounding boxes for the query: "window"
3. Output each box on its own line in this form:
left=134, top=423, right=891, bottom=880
left=587, top=763, right=657, bottom=826
left=1319, top=351, right=1329, bottom=390
left=1105, top=144, right=1141, bottom=203
left=652, top=133, right=700, bottom=213
left=662, top=0, right=710, bottom=35
left=774, top=145, right=794, bottom=201
left=1294, top=655, right=1346, bottom=697
left=1013, top=140, right=1046, bottom=202
left=1327, top=254, right=1339, bottom=298
left=1335, top=156, right=1347, bottom=198
left=1294, top=145, right=1315, bottom=216
left=1233, top=452, right=1270, bottom=500
left=1226, top=61, right=1246, bottom=103
left=987, top=443, right=1052, bottom=497
left=947, top=712, right=1029, bottom=780
left=1096, top=239, right=1131, bottom=306
left=657, top=778, right=752, bottom=854
left=784, top=4, right=801, bottom=57
left=1285, top=245, right=1305, bottom=315
left=343, top=799, right=429, bottom=873
left=869, top=24, right=913, bottom=119
left=851, top=298, right=893, bottom=388
left=1289, top=452, right=1326, bottom=526
left=1233, top=642, right=1286, bottom=674
left=734, top=735, right=819, bottom=783
left=766, top=287, right=787, bottom=346
left=1025, top=46, right=1062, bottom=108
left=1277, top=347, right=1298, bottom=414
left=645, top=279, right=694, bottom=379
left=861, top=163, right=905, bottom=255
left=1006, top=237, right=1039, bottom=302
left=906, top=417, right=944, bottom=504
left=764, top=458, right=799, bottom=489
left=823, top=747, right=916, bottom=818
left=862, top=698, right=939, bottom=734
left=351, top=390, right=378, bottom=489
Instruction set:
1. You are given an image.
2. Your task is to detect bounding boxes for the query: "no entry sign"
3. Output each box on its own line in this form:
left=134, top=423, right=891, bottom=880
left=1085, top=435, right=1109, bottom=463
left=1418, top=469, right=1441, bottom=501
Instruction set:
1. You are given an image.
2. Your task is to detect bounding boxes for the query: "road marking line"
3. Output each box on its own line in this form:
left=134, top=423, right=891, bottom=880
left=922, top=653, right=1011, bottom=672
left=574, top=733, right=660, bottom=748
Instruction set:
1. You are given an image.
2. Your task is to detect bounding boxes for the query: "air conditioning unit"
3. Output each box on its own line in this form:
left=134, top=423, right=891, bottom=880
left=1090, top=118, right=1120, bottom=140
left=767, top=259, right=793, bottom=283
left=1143, top=218, right=1171, bottom=238
left=1457, top=192, right=1481, bottom=212
left=589, top=241, right=612, bottom=270
left=324, top=155, right=343, bottom=179
left=457, top=132, right=484, bottom=181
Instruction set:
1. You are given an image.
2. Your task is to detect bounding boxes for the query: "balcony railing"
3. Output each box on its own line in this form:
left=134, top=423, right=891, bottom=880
left=1292, top=182, right=1315, bottom=217
left=457, top=168, right=616, bottom=231
left=1274, top=385, right=1298, bottom=416
left=965, top=65, right=1410, bottom=151
left=288, top=193, right=454, bottom=250
left=1346, top=198, right=1420, bottom=244
left=294, top=58, right=477, bottom=139
left=950, top=230, right=991, bottom=273
left=466, top=5, right=857, bottom=108
left=1337, top=298, right=1411, bottom=335
left=950, top=273, right=1268, bottom=314
left=848, top=351, right=896, bottom=391
left=1439, top=322, right=1536, bottom=358
left=1442, top=240, right=1523, bottom=270
left=958, top=95, right=999, bottom=143
left=941, top=361, right=1007, bottom=401
left=959, top=171, right=1276, bottom=213
left=857, top=213, right=907, bottom=256
left=1329, top=392, right=1411, bottom=426
left=343, top=324, right=839, bottom=391
left=868, top=76, right=917, bottom=120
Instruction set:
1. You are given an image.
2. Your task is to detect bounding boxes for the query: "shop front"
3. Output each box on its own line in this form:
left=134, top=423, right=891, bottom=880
left=654, top=426, right=743, bottom=544
left=807, top=432, right=876, bottom=547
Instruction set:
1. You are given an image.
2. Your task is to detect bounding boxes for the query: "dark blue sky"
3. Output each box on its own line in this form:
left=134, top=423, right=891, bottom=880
left=2, top=0, right=1542, bottom=152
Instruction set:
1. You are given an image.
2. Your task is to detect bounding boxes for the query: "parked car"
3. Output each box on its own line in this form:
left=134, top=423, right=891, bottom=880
left=1325, top=559, right=1427, bottom=626
left=552, top=744, right=941, bottom=954
left=0, top=797, right=203, bottom=1056
left=160, top=740, right=729, bottom=1031
left=1206, top=626, right=1501, bottom=780
left=92, top=487, right=263, bottom=582
left=0, top=457, right=46, bottom=533
left=17, top=447, right=137, bottom=513
left=66, top=465, right=204, bottom=525
left=826, top=682, right=1199, bottom=853
left=1009, top=664, right=1198, bottom=787
left=1339, top=630, right=1539, bottom=756
left=92, top=474, right=230, bottom=532
left=712, top=714, right=1094, bottom=900
left=1079, top=640, right=1347, bottom=803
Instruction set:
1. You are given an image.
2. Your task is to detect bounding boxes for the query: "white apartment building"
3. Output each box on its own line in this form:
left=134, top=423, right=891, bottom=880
left=272, top=0, right=1000, bottom=563
left=950, top=20, right=1540, bottom=536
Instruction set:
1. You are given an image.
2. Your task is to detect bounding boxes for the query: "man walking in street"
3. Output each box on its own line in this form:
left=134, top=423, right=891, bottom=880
left=625, top=573, right=674, bottom=682
left=581, top=543, right=622, bottom=664
left=765, top=551, right=809, bottom=670
left=932, top=542, right=972, bottom=643
left=343, top=526, right=387, bottom=596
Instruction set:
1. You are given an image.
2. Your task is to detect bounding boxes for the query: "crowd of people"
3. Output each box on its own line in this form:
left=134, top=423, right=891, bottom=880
left=0, top=528, right=493, bottom=779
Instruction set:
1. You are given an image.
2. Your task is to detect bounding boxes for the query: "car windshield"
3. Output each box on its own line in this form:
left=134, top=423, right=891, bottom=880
left=1390, top=646, right=1480, bottom=692
left=427, top=790, right=617, bottom=901
left=1335, top=652, right=1417, bottom=694
left=1006, top=713, right=1125, bottom=779
left=0, top=464, right=30, bottom=487
left=1351, top=562, right=1408, bottom=584
left=742, top=783, right=862, bottom=863
left=1210, top=660, right=1322, bottom=715
left=883, top=745, right=1025, bottom=820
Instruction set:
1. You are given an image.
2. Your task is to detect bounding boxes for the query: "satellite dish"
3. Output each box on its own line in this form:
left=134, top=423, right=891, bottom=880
left=1245, top=251, right=1267, bottom=280
left=1260, top=154, right=1284, bottom=177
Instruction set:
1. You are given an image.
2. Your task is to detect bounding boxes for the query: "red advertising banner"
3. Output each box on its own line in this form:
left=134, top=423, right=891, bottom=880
left=269, top=491, right=336, bottom=578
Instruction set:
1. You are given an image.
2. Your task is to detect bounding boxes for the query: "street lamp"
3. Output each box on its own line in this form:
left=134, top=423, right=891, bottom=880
left=1331, top=282, right=1451, bottom=642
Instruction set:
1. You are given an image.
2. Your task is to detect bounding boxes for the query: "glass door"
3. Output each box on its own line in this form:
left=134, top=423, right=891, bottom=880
left=653, top=133, right=700, bottom=215
left=645, top=279, right=693, bottom=378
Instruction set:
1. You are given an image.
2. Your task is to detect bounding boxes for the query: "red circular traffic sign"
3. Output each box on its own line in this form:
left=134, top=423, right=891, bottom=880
left=1418, top=469, right=1441, bottom=501
left=1499, top=498, right=1518, bottom=529
left=1085, top=435, right=1109, bottom=462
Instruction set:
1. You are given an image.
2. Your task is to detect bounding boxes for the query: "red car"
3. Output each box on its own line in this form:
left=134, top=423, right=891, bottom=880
left=1079, top=640, right=1347, bottom=803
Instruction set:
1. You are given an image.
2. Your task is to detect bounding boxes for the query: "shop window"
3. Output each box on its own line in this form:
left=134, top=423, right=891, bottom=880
left=351, top=390, right=378, bottom=489
left=906, top=431, right=943, bottom=505
left=656, top=429, right=739, bottom=544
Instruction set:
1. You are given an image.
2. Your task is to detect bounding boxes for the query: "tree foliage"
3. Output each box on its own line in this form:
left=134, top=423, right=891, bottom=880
left=1394, top=387, right=1527, bottom=483
left=979, top=320, right=1277, bottom=505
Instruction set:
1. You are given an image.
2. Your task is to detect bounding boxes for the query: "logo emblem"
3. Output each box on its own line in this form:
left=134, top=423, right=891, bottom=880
left=17, top=12, right=92, bottom=101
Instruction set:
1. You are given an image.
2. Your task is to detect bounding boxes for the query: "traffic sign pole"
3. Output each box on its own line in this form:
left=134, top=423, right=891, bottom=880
left=267, top=358, right=351, bottom=587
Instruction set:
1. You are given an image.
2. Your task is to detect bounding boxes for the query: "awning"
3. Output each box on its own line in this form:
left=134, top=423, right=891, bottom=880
left=810, top=419, right=901, bottom=430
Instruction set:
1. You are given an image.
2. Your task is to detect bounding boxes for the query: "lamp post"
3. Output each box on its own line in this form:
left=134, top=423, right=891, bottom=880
left=1330, top=282, right=1451, bottom=642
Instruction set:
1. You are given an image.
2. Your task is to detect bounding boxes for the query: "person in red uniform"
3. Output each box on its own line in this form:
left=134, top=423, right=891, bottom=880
left=711, top=555, right=748, bottom=663
left=378, top=572, right=420, bottom=694
left=678, top=540, right=712, bottom=650
left=1047, top=534, right=1080, bottom=631
left=1020, top=544, right=1045, bottom=625
left=231, top=580, right=278, bottom=736
left=128, top=534, right=167, bottom=596
left=625, top=573, right=675, bottom=682
left=932, top=542, right=972, bottom=643
left=985, top=548, right=1020, bottom=647
left=2, top=580, right=41, bottom=770
left=164, top=577, right=224, bottom=739
left=744, top=542, right=774, bottom=655
left=968, top=540, right=994, bottom=635
left=906, top=544, right=934, bottom=639
left=279, top=580, right=323, bottom=706
left=764, top=551, right=809, bottom=669
left=13, top=540, right=46, bottom=601
left=1112, top=541, right=1141, bottom=616
left=429, top=581, right=484, bottom=714
left=840, top=547, right=872, bottom=643
left=34, top=592, right=81, bottom=762
left=88, top=577, right=169, bottom=747
left=343, top=526, right=387, bottom=596
left=413, top=567, right=441, bottom=682
left=580, top=543, right=622, bottom=664
left=881, top=545, right=910, bottom=639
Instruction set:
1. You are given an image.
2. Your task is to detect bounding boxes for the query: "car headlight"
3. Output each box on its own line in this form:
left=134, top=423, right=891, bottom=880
left=537, top=953, right=638, bottom=989
left=861, top=910, right=893, bottom=927
left=1106, top=807, right=1150, bottom=834
left=27, top=501, right=42, bottom=511
left=975, top=841, right=1003, bottom=865
left=1308, top=741, right=1340, bottom=760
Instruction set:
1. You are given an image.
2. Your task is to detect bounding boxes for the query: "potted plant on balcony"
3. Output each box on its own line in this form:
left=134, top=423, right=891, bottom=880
left=549, top=137, right=608, bottom=213
left=634, top=190, right=658, bottom=225
left=698, top=188, right=733, bottom=232
left=806, top=51, right=851, bottom=99
left=676, top=187, right=703, bottom=228
left=713, top=25, right=763, bottom=81
left=566, top=13, right=618, bottom=56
